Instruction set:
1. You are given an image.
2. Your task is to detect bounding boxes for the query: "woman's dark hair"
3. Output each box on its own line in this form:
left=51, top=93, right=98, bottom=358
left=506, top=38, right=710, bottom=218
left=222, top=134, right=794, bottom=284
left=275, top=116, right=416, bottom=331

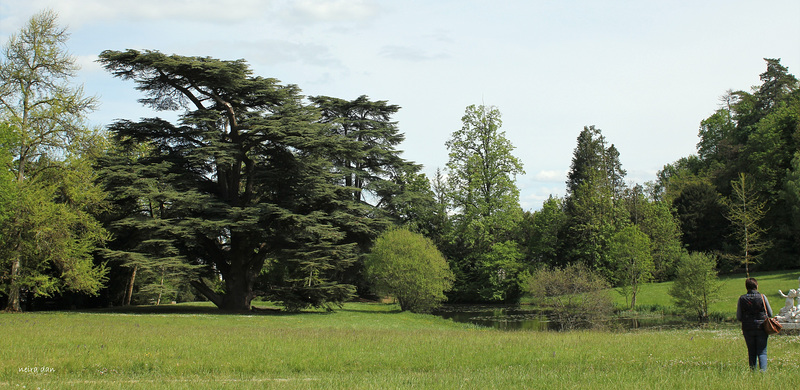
left=745, top=278, right=758, bottom=291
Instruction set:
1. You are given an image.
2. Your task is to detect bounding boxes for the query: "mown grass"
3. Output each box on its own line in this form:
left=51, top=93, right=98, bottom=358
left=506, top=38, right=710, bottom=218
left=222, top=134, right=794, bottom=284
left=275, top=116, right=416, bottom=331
left=610, top=270, right=800, bottom=319
left=3, top=295, right=800, bottom=389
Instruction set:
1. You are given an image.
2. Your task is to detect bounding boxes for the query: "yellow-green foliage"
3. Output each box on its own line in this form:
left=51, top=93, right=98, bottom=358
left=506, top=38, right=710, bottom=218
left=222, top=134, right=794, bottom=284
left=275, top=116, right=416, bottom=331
left=365, top=228, right=453, bottom=312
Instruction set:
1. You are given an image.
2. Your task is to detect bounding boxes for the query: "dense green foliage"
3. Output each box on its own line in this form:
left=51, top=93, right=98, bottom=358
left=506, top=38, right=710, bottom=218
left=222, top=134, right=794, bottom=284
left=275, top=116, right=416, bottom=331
left=364, top=228, right=453, bottom=312
left=0, top=10, right=108, bottom=311
left=1, top=10, right=797, bottom=312
left=441, top=104, right=525, bottom=302
left=95, top=50, right=423, bottom=311
left=659, top=58, right=800, bottom=271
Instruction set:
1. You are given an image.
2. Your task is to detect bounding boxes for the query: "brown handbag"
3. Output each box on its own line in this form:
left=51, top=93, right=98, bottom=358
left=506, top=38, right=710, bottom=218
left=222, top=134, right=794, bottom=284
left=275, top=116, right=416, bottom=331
left=761, top=294, right=782, bottom=335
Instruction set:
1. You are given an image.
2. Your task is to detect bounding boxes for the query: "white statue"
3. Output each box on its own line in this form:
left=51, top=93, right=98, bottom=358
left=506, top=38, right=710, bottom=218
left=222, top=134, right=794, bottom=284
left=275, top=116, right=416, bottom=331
left=778, top=289, right=798, bottom=316
left=776, top=276, right=800, bottom=324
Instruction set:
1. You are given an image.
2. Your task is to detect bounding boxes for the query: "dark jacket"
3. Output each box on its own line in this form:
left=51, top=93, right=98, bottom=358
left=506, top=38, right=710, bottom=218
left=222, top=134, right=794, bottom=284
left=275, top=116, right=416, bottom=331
left=736, top=290, right=774, bottom=331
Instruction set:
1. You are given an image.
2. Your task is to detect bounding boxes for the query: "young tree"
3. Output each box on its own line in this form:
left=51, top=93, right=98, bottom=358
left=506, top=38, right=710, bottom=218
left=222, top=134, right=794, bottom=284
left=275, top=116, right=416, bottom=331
left=610, top=225, right=654, bottom=309
left=725, top=173, right=770, bottom=277
left=444, top=104, right=525, bottom=301
left=364, top=228, right=453, bottom=312
left=98, top=50, right=360, bottom=311
left=668, top=252, right=721, bottom=321
left=0, top=10, right=107, bottom=311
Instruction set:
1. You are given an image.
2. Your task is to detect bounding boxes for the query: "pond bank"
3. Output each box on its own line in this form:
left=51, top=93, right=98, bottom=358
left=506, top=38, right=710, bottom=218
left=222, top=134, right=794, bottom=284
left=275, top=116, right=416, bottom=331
left=432, top=304, right=715, bottom=331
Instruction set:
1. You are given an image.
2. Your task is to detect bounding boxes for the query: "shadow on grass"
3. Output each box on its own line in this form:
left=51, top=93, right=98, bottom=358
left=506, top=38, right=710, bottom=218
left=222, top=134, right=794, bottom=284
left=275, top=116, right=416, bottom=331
left=336, top=307, right=403, bottom=314
left=71, top=303, right=291, bottom=316
left=68, top=301, right=403, bottom=316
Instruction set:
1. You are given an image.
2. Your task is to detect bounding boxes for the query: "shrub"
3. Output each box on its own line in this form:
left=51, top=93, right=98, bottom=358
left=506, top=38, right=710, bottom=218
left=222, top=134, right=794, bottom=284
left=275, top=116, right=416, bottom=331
left=364, top=228, right=454, bottom=312
left=522, top=264, right=613, bottom=330
left=668, top=252, right=721, bottom=321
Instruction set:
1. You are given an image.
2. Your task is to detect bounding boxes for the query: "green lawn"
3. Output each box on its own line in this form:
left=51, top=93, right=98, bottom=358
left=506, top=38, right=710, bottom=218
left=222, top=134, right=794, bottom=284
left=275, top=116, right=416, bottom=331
left=3, top=289, right=800, bottom=389
left=611, top=270, right=800, bottom=318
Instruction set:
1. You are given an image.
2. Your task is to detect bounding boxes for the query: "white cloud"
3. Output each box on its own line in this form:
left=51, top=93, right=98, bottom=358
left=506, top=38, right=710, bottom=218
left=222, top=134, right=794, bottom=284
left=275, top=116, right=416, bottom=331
left=533, top=170, right=566, bottom=183
left=379, top=45, right=448, bottom=62
left=6, top=0, right=271, bottom=28
left=216, top=39, right=341, bottom=68
left=288, top=0, right=378, bottom=22
left=75, top=54, right=103, bottom=73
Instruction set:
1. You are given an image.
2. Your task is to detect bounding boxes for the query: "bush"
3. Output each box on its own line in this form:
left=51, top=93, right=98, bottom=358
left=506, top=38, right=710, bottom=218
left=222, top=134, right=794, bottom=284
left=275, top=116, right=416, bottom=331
left=668, top=252, right=721, bottom=321
left=522, top=264, right=614, bottom=330
left=364, top=228, right=454, bottom=312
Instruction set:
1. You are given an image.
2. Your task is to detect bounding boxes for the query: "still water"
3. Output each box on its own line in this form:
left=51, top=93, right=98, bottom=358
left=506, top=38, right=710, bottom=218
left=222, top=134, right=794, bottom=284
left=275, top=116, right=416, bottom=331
left=432, top=305, right=689, bottom=331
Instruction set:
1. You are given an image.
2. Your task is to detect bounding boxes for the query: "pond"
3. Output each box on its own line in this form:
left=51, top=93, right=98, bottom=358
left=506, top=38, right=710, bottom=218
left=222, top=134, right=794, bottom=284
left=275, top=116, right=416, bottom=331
left=432, top=304, right=691, bottom=331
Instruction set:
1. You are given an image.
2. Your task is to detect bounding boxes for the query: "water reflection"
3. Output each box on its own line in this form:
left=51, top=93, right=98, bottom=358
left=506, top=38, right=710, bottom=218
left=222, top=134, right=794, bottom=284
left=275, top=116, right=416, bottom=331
left=433, top=305, right=554, bottom=331
left=433, top=304, right=689, bottom=331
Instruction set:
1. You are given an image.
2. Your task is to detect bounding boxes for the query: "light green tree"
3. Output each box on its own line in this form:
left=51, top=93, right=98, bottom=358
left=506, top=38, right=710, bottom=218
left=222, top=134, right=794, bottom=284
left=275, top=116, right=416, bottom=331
left=610, top=225, right=654, bottom=309
left=725, top=173, right=770, bottom=277
left=364, top=228, right=453, bottom=312
left=0, top=10, right=107, bottom=311
left=444, top=104, right=525, bottom=302
left=668, top=252, right=721, bottom=321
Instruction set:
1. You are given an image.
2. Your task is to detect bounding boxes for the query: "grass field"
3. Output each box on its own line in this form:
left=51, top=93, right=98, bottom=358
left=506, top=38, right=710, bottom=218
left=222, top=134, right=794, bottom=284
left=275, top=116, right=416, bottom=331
left=611, top=270, right=800, bottom=319
left=2, top=270, right=799, bottom=389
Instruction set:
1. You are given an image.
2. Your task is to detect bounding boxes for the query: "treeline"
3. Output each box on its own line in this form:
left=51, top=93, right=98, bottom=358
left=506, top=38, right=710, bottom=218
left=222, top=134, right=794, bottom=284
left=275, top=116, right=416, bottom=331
left=1, top=11, right=797, bottom=311
left=658, top=59, right=800, bottom=272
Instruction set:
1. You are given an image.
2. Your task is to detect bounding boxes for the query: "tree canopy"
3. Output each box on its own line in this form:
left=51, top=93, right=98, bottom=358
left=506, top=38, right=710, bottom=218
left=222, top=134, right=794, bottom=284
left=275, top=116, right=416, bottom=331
left=3, top=11, right=797, bottom=312
left=0, top=10, right=108, bottom=311
left=364, top=228, right=453, bottom=312
left=442, top=104, right=525, bottom=302
left=97, top=49, right=367, bottom=311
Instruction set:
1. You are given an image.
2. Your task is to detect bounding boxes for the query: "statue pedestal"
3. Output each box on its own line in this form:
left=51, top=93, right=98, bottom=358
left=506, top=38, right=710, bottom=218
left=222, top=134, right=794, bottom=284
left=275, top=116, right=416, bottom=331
left=779, top=321, right=800, bottom=330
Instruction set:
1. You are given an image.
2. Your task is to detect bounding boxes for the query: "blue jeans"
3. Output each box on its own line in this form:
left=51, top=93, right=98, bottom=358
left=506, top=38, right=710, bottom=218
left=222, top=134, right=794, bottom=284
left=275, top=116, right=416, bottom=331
left=742, top=328, right=768, bottom=371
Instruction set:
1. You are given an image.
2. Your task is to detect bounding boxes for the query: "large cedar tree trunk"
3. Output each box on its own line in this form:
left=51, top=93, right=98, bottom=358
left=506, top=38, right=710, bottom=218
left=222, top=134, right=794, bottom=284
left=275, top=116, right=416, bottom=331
left=191, top=262, right=257, bottom=311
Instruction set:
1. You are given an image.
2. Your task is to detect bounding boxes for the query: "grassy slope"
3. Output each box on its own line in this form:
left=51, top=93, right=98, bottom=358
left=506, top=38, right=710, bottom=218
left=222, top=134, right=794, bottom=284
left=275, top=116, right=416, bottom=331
left=612, top=270, right=800, bottom=318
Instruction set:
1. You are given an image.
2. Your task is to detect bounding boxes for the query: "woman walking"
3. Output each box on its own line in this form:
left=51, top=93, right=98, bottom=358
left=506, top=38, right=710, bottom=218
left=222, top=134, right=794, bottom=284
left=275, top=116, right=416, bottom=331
left=736, top=278, right=774, bottom=371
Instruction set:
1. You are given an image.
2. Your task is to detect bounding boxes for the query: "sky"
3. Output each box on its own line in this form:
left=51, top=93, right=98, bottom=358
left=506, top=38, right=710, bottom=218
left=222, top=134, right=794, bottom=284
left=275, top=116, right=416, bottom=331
left=2, top=0, right=799, bottom=210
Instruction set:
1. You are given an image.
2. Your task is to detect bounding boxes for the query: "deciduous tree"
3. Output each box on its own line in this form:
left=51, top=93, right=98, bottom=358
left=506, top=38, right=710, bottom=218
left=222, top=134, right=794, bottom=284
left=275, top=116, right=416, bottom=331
left=610, top=225, right=653, bottom=309
left=0, top=10, right=107, bottom=311
left=364, top=228, right=453, bottom=312
left=668, top=252, right=721, bottom=321
left=444, top=104, right=525, bottom=302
